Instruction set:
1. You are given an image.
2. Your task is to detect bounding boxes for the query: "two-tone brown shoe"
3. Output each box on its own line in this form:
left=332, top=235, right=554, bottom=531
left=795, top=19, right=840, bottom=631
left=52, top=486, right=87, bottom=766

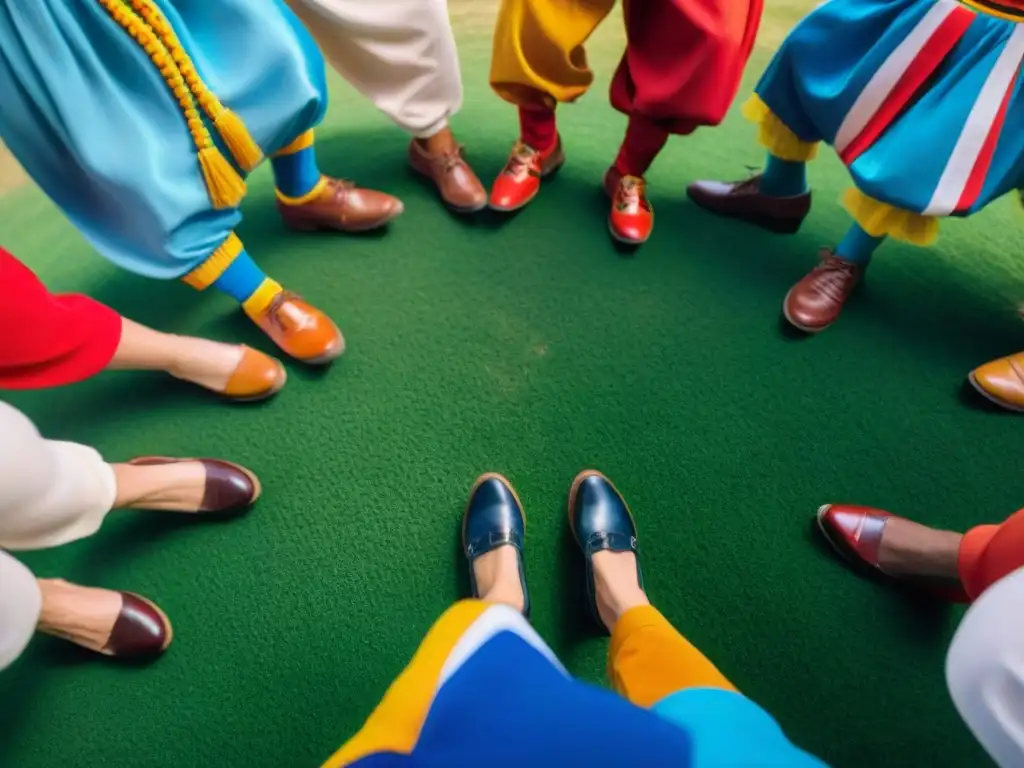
left=277, top=176, right=404, bottom=232
left=408, top=140, right=487, bottom=213
left=127, top=457, right=261, bottom=514
left=687, top=175, right=811, bottom=234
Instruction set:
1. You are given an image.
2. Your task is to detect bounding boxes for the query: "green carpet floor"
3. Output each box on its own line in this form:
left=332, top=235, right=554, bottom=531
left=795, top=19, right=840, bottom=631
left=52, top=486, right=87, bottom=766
left=0, top=6, right=1019, bottom=766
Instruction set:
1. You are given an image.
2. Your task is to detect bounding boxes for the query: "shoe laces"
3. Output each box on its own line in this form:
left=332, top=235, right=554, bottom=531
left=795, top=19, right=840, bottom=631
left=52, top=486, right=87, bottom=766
left=809, top=250, right=858, bottom=300
left=616, top=175, right=651, bottom=213
left=502, top=142, right=538, bottom=179
left=437, top=145, right=466, bottom=173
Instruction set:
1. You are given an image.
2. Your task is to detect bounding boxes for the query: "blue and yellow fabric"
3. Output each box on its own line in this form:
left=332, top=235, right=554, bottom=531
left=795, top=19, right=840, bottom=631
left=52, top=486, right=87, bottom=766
left=323, top=600, right=827, bottom=767
left=0, top=0, right=327, bottom=295
left=745, top=0, right=1024, bottom=245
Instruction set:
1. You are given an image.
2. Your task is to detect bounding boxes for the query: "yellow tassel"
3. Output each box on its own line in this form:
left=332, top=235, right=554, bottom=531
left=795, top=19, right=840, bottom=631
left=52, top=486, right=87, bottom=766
left=213, top=108, right=264, bottom=171
left=197, top=146, right=247, bottom=209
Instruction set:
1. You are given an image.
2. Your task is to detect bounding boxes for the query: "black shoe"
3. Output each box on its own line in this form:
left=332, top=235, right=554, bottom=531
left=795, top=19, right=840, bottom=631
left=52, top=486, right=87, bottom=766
left=462, top=473, right=529, bottom=616
left=568, top=470, right=643, bottom=631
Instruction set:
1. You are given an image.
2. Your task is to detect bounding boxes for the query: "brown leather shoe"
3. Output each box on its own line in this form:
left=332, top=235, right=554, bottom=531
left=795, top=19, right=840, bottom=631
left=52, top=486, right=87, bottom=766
left=687, top=175, right=811, bottom=234
left=783, top=250, right=863, bottom=333
left=969, top=352, right=1024, bottom=412
left=277, top=176, right=403, bottom=232
left=104, top=593, right=174, bottom=658
left=128, top=457, right=261, bottom=514
left=408, top=140, right=487, bottom=213
left=221, top=346, right=286, bottom=401
left=245, top=290, right=344, bottom=365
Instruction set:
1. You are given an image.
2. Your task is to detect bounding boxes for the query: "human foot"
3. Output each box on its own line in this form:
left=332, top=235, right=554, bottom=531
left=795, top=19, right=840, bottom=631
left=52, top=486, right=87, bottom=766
left=568, top=470, right=648, bottom=632
left=462, top=473, right=529, bottom=615
left=36, top=579, right=172, bottom=658
left=166, top=338, right=286, bottom=401
left=112, top=457, right=260, bottom=514
left=816, top=504, right=966, bottom=598
left=245, top=289, right=344, bottom=365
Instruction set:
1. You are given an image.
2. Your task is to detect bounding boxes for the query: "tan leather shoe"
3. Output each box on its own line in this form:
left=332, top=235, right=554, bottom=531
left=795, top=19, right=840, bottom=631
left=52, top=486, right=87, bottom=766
left=245, top=290, right=344, bottom=365
left=221, top=346, right=286, bottom=401
left=277, top=176, right=403, bottom=232
left=969, top=352, right=1024, bottom=411
left=408, top=139, right=487, bottom=213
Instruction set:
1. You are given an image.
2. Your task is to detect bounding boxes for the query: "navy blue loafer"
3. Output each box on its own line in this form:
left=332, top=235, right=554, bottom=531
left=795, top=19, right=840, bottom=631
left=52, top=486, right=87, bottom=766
left=462, top=473, right=530, bottom=616
left=568, top=470, right=643, bottom=630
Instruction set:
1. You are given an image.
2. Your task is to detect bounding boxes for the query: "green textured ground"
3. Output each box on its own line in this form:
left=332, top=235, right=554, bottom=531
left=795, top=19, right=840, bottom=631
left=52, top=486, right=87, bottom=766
left=0, top=3, right=1018, bottom=766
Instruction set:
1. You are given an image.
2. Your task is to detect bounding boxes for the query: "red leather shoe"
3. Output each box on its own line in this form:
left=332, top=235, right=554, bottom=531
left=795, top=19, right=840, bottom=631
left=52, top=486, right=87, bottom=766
left=604, top=166, right=653, bottom=245
left=816, top=504, right=891, bottom=569
left=489, top=138, right=565, bottom=212
left=815, top=504, right=969, bottom=602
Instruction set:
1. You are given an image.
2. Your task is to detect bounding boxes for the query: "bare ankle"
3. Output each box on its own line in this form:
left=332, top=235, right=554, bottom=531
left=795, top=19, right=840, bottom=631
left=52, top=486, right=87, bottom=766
left=592, top=551, right=649, bottom=631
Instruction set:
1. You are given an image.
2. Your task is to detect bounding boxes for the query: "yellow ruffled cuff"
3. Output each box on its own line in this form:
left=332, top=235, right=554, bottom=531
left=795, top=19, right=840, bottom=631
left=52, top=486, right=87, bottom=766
left=841, top=188, right=939, bottom=246
left=741, top=95, right=818, bottom=162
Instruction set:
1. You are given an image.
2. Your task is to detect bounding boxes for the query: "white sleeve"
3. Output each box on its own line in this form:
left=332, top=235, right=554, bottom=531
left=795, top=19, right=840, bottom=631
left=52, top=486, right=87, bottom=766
left=946, top=566, right=1024, bottom=768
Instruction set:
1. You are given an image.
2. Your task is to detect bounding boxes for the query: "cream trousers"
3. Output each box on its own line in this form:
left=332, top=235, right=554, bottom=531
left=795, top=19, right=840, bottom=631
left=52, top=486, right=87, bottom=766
left=0, top=401, right=117, bottom=671
left=947, top=565, right=1024, bottom=767
left=286, top=0, right=463, bottom=138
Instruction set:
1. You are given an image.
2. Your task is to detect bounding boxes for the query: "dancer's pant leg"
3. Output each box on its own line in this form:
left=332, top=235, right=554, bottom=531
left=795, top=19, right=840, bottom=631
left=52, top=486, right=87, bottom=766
left=0, top=550, right=41, bottom=672
left=0, top=248, right=123, bottom=390
left=610, top=0, right=763, bottom=134
left=0, top=402, right=117, bottom=551
left=608, top=605, right=737, bottom=706
left=286, top=0, right=463, bottom=138
left=490, top=0, right=616, bottom=108
left=959, top=508, right=1024, bottom=600
left=947, top=566, right=1024, bottom=768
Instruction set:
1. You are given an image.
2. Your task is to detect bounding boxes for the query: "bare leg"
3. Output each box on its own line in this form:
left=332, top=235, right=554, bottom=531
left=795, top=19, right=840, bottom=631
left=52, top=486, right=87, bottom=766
left=592, top=551, right=651, bottom=632
left=876, top=518, right=962, bottom=579
left=473, top=546, right=526, bottom=613
left=418, top=126, right=459, bottom=155
left=36, top=579, right=122, bottom=652
left=106, top=318, right=246, bottom=392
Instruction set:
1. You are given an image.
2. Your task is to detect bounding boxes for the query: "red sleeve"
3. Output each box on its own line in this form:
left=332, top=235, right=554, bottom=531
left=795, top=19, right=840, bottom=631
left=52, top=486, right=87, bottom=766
left=0, top=247, right=123, bottom=390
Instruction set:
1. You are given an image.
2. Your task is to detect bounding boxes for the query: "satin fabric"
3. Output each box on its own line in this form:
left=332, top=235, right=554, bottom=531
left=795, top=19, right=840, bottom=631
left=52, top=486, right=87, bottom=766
left=755, top=0, right=1024, bottom=216
left=0, top=1, right=328, bottom=280
left=0, top=247, right=123, bottom=390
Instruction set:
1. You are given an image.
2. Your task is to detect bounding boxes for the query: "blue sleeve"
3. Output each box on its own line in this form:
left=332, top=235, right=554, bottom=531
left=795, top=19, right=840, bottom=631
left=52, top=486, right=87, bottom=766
left=652, top=688, right=830, bottom=767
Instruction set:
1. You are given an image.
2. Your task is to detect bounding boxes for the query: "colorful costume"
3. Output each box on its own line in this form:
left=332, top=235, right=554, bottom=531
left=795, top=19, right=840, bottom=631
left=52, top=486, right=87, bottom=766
left=0, top=248, right=122, bottom=390
left=688, top=0, right=1024, bottom=332
left=0, top=1, right=403, bottom=363
left=284, top=0, right=488, bottom=213
left=0, top=246, right=284, bottom=399
left=487, top=0, right=763, bottom=245
left=323, top=601, right=825, bottom=767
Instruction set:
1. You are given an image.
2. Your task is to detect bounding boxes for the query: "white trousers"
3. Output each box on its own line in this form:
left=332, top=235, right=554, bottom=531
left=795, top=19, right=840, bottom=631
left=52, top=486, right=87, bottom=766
left=0, top=401, right=117, bottom=672
left=947, top=565, right=1024, bottom=768
left=286, top=0, right=463, bottom=138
